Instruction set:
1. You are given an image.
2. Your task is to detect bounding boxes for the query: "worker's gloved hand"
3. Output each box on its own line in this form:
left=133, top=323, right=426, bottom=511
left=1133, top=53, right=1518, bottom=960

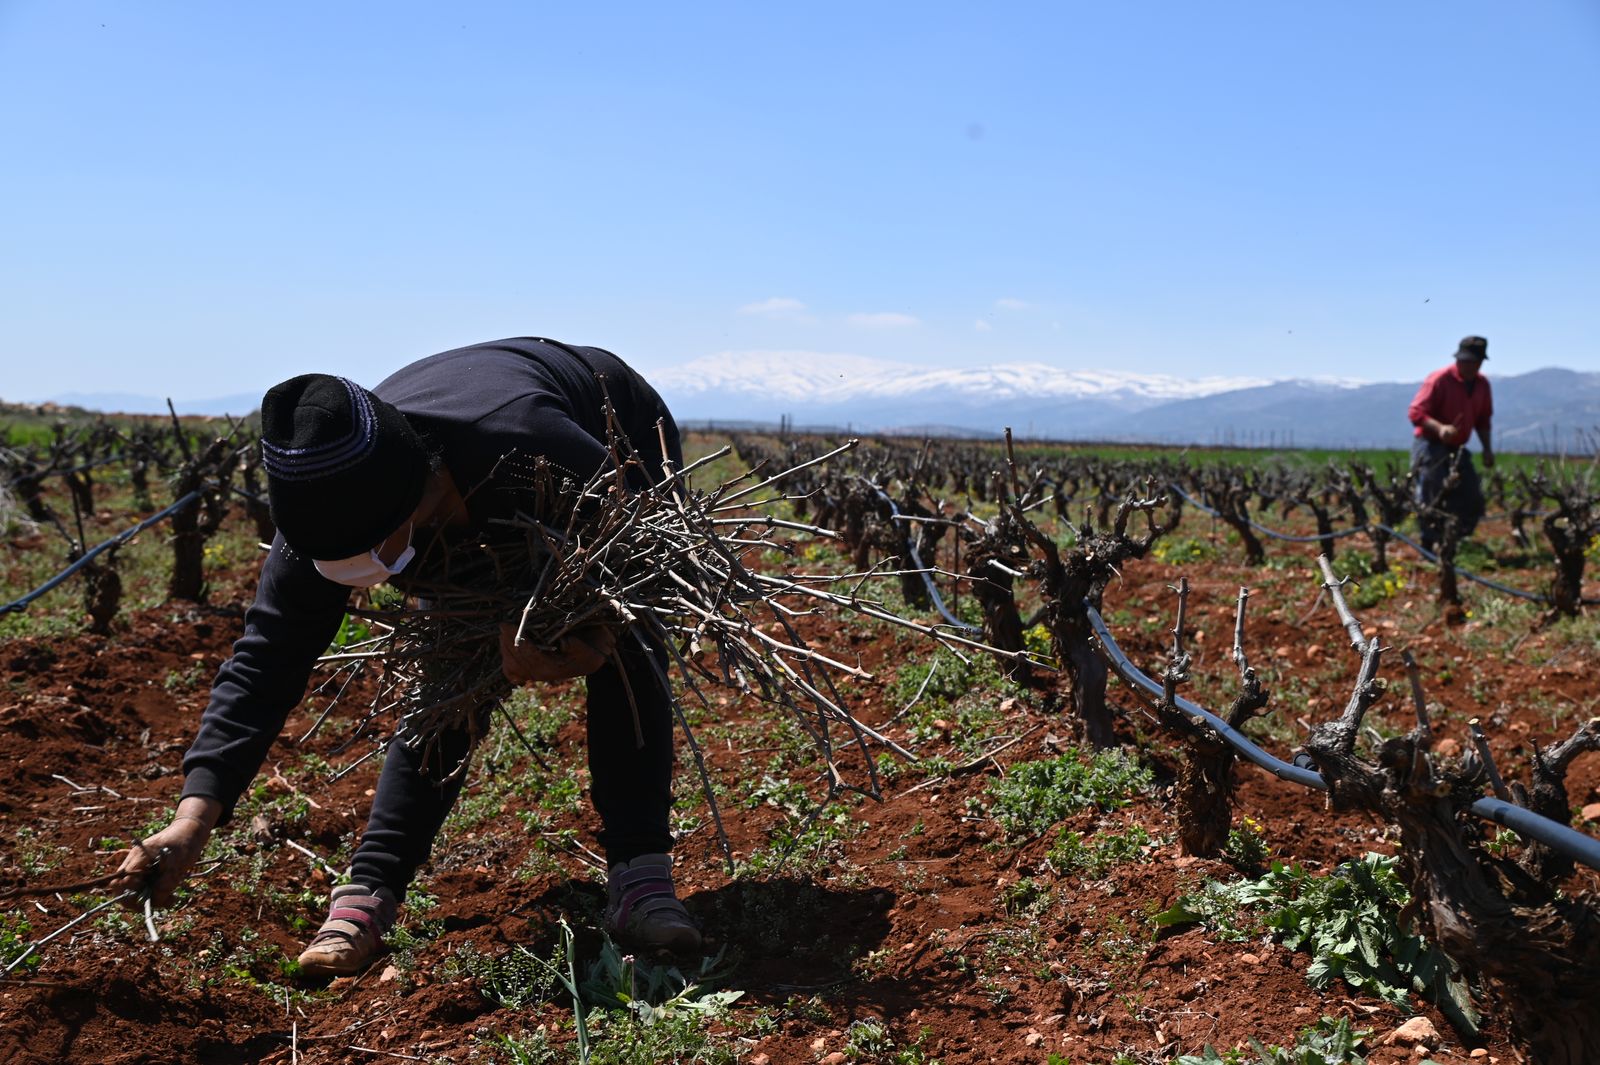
left=500, top=622, right=617, bottom=684
left=110, top=799, right=220, bottom=907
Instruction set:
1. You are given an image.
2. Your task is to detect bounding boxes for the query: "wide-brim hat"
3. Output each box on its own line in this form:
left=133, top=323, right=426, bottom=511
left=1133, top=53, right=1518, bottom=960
left=260, top=374, right=431, bottom=560
left=1453, top=335, right=1488, bottom=361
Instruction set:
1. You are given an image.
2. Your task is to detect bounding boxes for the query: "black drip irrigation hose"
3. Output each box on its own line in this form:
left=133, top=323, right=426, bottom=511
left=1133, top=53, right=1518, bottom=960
left=1083, top=599, right=1600, bottom=872
left=1166, top=482, right=1372, bottom=544
left=860, top=479, right=981, bottom=633
left=0, top=490, right=203, bottom=615
left=1371, top=522, right=1600, bottom=606
left=1168, top=482, right=1600, bottom=607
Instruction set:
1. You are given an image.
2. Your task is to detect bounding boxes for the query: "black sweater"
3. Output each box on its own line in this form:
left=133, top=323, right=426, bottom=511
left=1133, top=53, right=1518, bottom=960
left=180, top=338, right=678, bottom=820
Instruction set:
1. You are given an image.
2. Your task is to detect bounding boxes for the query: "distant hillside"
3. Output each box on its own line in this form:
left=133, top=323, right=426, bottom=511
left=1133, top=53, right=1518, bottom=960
left=655, top=358, right=1598, bottom=450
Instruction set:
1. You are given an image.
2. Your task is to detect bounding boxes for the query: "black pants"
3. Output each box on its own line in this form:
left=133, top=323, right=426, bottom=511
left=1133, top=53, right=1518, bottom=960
left=348, top=633, right=676, bottom=900
left=1411, top=437, right=1484, bottom=552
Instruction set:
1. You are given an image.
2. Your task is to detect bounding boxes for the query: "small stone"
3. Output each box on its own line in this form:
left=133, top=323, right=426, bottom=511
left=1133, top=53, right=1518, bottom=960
left=1580, top=802, right=1600, bottom=823
left=1434, top=738, right=1462, bottom=758
left=1413, top=1048, right=1433, bottom=1059
left=1240, top=952, right=1260, bottom=964
left=1384, top=1016, right=1441, bottom=1047
left=810, top=1038, right=827, bottom=1053
left=1469, top=1050, right=1488, bottom=1059
left=822, top=1053, right=847, bottom=1065
left=1024, top=1032, right=1044, bottom=1048
left=378, top=965, right=401, bottom=983
left=749, top=1055, right=771, bottom=1065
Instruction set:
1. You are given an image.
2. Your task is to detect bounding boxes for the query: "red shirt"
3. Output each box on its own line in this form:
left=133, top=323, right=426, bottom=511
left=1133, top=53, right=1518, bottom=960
left=1408, top=363, right=1493, bottom=443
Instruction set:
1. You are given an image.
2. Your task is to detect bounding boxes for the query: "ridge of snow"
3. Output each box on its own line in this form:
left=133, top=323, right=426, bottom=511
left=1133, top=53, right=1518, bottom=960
left=651, top=351, right=1357, bottom=404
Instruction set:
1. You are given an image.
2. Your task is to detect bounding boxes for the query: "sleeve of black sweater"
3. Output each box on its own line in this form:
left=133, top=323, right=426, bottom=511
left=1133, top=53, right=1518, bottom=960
left=179, top=534, right=350, bottom=823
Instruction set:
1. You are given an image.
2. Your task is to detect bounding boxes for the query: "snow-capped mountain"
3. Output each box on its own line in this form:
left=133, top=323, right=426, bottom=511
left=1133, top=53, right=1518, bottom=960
left=650, top=353, right=1597, bottom=449
left=651, top=351, right=1275, bottom=409
left=650, top=351, right=1370, bottom=440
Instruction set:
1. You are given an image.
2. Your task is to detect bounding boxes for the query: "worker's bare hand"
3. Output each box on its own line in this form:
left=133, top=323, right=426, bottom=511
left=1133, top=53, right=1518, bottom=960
left=110, top=799, right=220, bottom=907
left=1482, top=450, right=1496, bottom=469
left=500, top=622, right=617, bottom=684
left=1437, top=423, right=1461, bottom=445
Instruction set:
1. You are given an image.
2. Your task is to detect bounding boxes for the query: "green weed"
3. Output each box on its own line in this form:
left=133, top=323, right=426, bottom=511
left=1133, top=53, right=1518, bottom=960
left=1155, top=855, right=1473, bottom=1026
left=7, top=826, right=68, bottom=875
left=484, top=1011, right=742, bottom=1065
left=579, top=935, right=742, bottom=1023
left=1047, top=824, right=1153, bottom=878
left=844, top=1018, right=893, bottom=1058
left=327, top=613, right=371, bottom=649
left=1152, top=536, right=1220, bottom=564
left=0, top=911, right=38, bottom=971
left=1223, top=816, right=1270, bottom=870
left=998, top=876, right=1052, bottom=917
left=1176, top=1014, right=1372, bottom=1064
left=984, top=749, right=1153, bottom=839
left=448, top=941, right=560, bottom=1009
left=479, top=921, right=743, bottom=1064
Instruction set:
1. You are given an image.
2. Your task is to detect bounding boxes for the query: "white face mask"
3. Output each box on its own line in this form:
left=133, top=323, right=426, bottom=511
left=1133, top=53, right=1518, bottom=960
left=314, top=526, right=415, bottom=588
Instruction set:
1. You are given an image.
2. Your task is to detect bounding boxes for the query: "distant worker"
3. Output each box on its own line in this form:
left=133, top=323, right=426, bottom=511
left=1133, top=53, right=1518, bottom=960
left=1407, top=335, right=1494, bottom=552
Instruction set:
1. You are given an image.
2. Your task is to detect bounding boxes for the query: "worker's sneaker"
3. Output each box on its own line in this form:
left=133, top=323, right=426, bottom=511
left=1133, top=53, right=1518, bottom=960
left=606, top=853, right=702, bottom=953
left=296, top=884, right=397, bottom=977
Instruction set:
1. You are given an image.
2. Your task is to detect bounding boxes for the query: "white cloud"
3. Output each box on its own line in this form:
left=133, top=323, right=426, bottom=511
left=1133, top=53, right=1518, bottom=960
left=738, top=297, right=810, bottom=318
left=974, top=319, right=993, bottom=332
left=995, top=297, right=1030, bottom=311
left=847, top=311, right=921, bottom=329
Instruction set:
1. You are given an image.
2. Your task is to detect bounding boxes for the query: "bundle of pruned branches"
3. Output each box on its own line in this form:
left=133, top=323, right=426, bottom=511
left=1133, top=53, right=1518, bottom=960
left=318, top=415, right=1014, bottom=860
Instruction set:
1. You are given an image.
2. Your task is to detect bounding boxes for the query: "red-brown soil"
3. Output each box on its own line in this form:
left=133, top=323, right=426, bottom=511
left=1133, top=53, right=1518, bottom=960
left=1, top=515, right=1596, bottom=1064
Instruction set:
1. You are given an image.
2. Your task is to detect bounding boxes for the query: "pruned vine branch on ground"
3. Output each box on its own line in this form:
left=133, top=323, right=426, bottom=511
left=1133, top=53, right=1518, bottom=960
left=313, top=418, right=1030, bottom=869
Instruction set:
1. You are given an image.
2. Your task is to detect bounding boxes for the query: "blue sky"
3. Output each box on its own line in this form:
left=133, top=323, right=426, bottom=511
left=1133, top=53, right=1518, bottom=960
left=2, top=1, right=1597, bottom=402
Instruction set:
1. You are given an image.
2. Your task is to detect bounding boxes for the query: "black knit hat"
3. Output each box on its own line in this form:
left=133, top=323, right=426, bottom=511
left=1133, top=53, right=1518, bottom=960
left=260, top=374, right=431, bottom=560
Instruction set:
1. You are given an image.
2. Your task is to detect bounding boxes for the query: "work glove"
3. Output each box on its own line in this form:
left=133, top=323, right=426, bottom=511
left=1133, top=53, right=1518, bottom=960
left=499, top=622, right=617, bottom=684
left=110, top=799, right=220, bottom=907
